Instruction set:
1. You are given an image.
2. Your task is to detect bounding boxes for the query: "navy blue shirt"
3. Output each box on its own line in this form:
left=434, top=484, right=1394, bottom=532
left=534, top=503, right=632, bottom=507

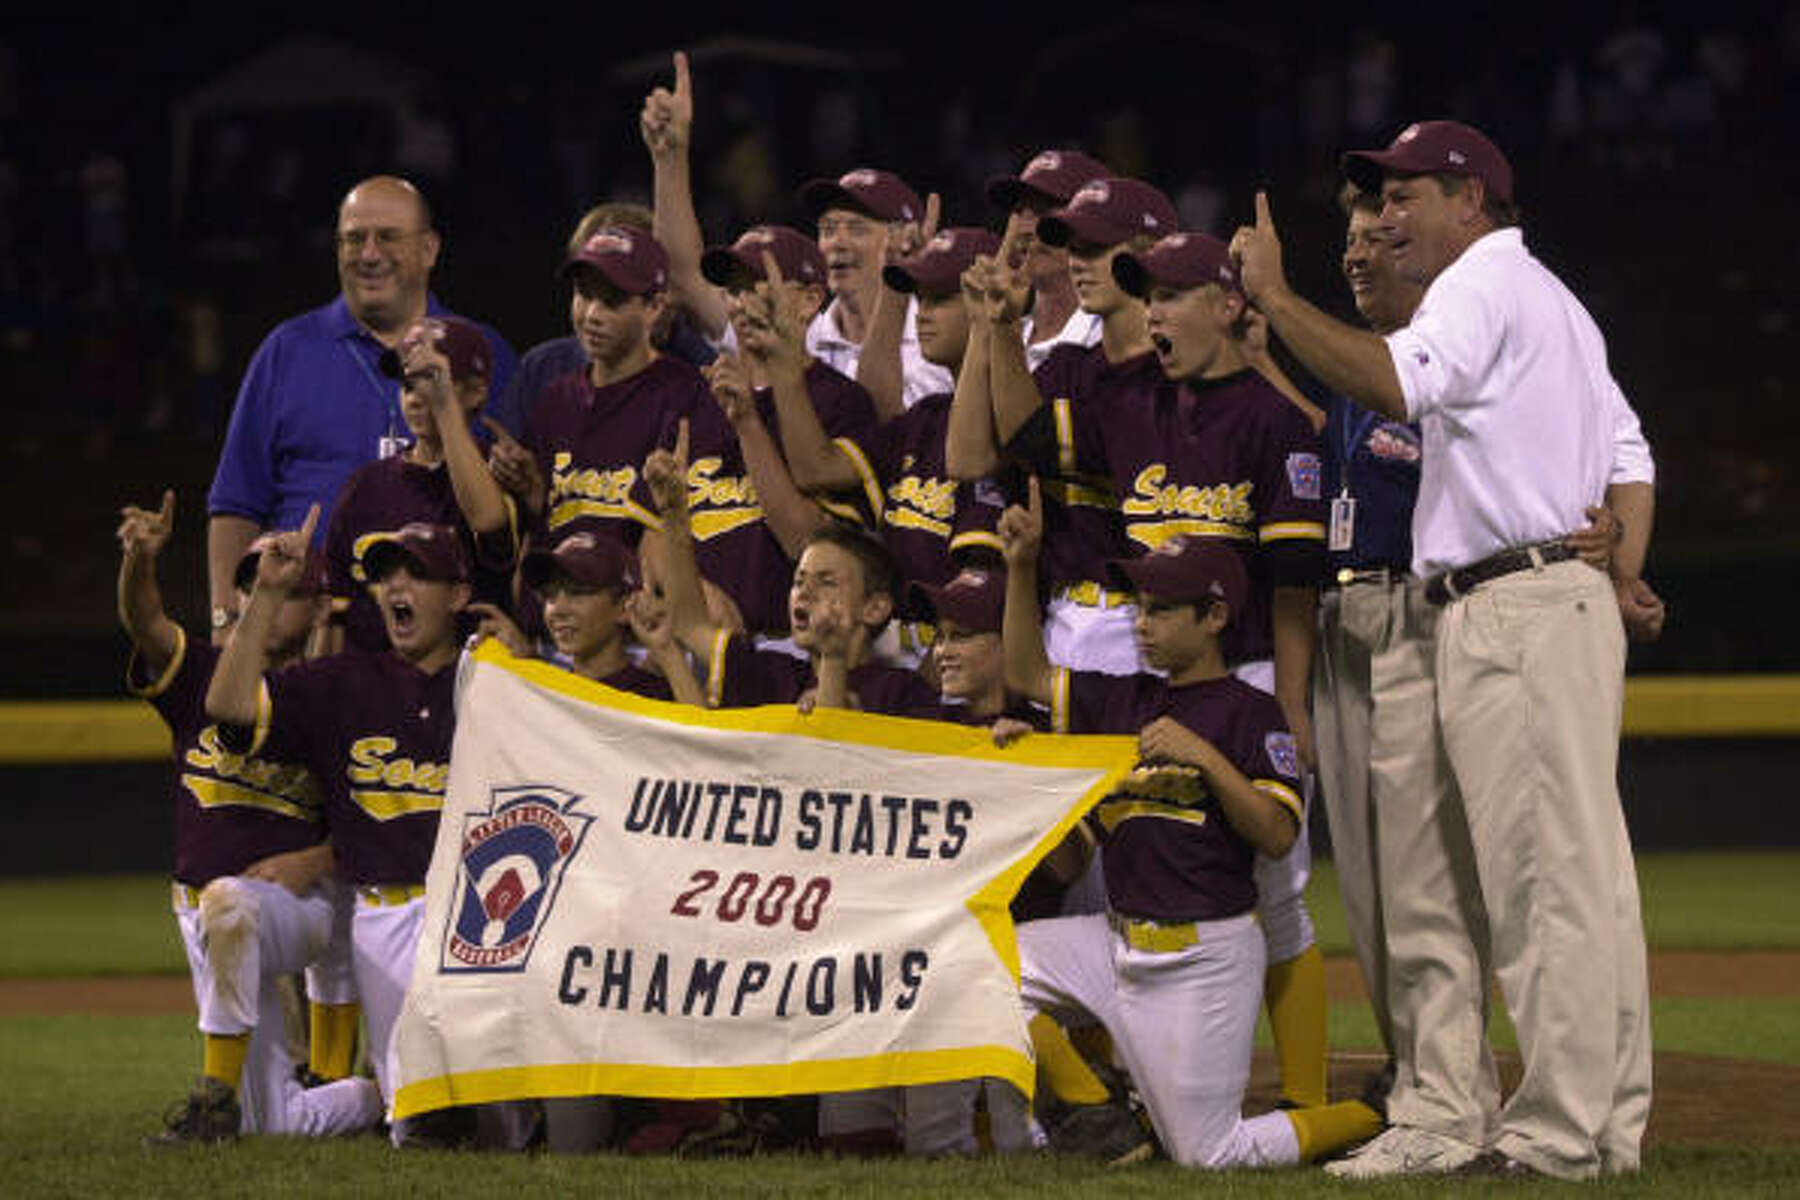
left=1321, top=396, right=1421, bottom=575
left=208, top=294, right=518, bottom=542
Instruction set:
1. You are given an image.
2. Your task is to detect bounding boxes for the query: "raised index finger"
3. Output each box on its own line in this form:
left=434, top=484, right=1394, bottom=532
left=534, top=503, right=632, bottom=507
left=297, top=502, right=321, bottom=546
left=1255, top=189, right=1274, bottom=231
left=921, top=192, right=941, bottom=243
left=673, top=417, right=690, bottom=466
left=158, top=488, right=176, bottom=527
left=672, top=50, right=691, bottom=102
left=479, top=414, right=520, bottom=448
left=760, top=249, right=786, bottom=290
left=1026, top=474, right=1042, bottom=516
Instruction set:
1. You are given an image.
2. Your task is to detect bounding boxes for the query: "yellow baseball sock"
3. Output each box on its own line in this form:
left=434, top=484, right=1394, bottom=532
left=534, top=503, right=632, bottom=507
left=202, top=1033, right=249, bottom=1092
left=1286, top=1099, right=1383, bottom=1161
left=308, top=1002, right=361, bottom=1081
left=1266, top=943, right=1329, bottom=1107
left=1029, top=1014, right=1111, bottom=1105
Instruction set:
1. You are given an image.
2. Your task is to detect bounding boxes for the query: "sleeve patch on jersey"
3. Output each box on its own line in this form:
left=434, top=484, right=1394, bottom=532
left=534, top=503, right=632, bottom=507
left=1264, top=731, right=1300, bottom=780
left=1285, top=452, right=1322, bottom=500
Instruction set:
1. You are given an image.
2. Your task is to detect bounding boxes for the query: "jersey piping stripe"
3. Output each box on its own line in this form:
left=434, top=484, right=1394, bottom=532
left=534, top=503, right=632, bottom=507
left=1049, top=666, right=1071, bottom=735
left=1053, top=397, right=1077, bottom=475
left=832, top=437, right=887, bottom=525
left=1039, top=478, right=1117, bottom=510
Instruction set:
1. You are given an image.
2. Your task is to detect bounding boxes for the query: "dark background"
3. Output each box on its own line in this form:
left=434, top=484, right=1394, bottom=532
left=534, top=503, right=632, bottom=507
left=3, top=1, right=1797, bottom=699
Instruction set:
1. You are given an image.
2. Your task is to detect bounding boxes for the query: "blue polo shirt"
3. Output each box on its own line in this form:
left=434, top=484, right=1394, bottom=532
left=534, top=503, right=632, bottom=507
left=207, top=294, right=518, bottom=542
left=1320, top=395, right=1420, bottom=576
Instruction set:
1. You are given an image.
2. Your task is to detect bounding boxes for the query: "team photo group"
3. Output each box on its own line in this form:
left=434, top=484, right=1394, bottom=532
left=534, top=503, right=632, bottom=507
left=119, top=48, right=1663, bottom=1182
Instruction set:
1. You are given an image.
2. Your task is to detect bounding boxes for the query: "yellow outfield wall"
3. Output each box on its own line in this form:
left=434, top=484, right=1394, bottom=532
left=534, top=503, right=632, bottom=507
left=1, top=674, right=1797, bottom=765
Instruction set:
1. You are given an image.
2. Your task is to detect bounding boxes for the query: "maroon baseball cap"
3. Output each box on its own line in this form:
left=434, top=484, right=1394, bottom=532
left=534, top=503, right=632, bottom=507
left=1112, top=232, right=1241, bottom=299
left=798, top=168, right=924, bottom=224
left=562, top=226, right=670, bottom=295
left=1342, top=120, right=1514, bottom=204
left=234, top=536, right=325, bottom=595
left=883, top=227, right=1001, bottom=297
left=700, top=225, right=828, bottom=290
left=359, top=522, right=470, bottom=584
left=378, top=315, right=493, bottom=383
left=1105, top=538, right=1247, bottom=619
left=910, top=566, right=1005, bottom=634
left=1037, top=177, right=1178, bottom=249
left=986, top=149, right=1111, bottom=211
left=521, top=531, right=641, bottom=593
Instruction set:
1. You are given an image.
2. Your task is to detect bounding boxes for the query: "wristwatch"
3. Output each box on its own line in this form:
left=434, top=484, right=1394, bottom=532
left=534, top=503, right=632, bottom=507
left=210, top=606, right=237, bottom=632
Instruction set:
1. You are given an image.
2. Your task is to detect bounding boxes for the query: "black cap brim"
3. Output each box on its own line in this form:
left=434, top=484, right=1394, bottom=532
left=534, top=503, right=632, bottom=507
left=1111, top=253, right=1150, bottom=299
left=700, top=248, right=754, bottom=289
left=799, top=181, right=877, bottom=223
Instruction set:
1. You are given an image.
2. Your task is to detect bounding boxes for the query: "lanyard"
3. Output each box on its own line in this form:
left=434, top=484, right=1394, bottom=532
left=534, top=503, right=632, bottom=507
left=344, top=335, right=402, bottom=441
left=1338, top=405, right=1379, bottom=497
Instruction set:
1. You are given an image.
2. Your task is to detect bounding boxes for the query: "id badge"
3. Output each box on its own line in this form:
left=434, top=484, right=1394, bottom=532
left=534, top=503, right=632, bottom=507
left=1329, top=495, right=1356, bottom=552
left=378, top=435, right=407, bottom=460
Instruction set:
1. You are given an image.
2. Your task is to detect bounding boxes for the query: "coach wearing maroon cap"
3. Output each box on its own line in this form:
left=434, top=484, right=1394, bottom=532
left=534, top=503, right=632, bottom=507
left=798, top=167, right=954, bottom=416
left=1231, top=121, right=1658, bottom=1180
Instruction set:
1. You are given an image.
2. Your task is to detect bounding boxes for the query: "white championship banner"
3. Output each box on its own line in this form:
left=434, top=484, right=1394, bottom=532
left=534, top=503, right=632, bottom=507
left=391, top=640, right=1135, bottom=1119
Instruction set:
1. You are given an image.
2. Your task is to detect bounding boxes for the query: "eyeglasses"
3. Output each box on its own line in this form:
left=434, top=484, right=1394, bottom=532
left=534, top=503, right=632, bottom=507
left=336, top=228, right=427, bottom=252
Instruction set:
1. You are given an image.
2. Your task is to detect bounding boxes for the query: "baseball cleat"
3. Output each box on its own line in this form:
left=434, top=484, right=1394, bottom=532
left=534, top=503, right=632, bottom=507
left=144, top=1076, right=241, bottom=1147
left=1321, top=1126, right=1482, bottom=1178
left=1047, top=1100, right=1156, bottom=1166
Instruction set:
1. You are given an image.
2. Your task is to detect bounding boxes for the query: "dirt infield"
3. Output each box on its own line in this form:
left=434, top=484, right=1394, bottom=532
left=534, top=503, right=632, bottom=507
left=4, top=952, right=1796, bottom=1147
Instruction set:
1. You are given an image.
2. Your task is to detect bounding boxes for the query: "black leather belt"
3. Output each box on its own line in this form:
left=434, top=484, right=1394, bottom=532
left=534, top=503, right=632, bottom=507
left=1424, top=539, right=1577, bottom=606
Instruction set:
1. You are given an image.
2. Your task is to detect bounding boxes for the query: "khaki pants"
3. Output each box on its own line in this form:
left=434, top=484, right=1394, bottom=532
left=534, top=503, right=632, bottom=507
left=1436, top=559, right=1650, bottom=1179
left=1314, top=576, right=1499, bottom=1147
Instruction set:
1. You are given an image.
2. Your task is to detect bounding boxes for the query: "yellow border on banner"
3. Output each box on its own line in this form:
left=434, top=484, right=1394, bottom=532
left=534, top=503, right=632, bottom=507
left=471, top=639, right=1138, bottom=984
left=394, top=1045, right=1032, bottom=1120
left=470, top=637, right=1141, bottom=771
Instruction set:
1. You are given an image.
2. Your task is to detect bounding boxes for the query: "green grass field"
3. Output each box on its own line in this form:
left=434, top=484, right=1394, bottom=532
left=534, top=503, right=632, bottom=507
left=2, top=853, right=1796, bottom=1197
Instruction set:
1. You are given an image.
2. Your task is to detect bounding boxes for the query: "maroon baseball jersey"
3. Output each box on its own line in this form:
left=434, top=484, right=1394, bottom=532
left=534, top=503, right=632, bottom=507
left=527, top=356, right=709, bottom=545
left=236, top=651, right=458, bottom=886
left=642, top=362, right=876, bottom=634
left=594, top=662, right=675, bottom=702
left=704, top=631, right=939, bottom=717
left=1004, top=344, right=1143, bottom=593
left=839, top=392, right=1007, bottom=594
left=1050, top=668, right=1303, bottom=922
left=129, top=631, right=326, bottom=888
left=324, top=454, right=519, bottom=654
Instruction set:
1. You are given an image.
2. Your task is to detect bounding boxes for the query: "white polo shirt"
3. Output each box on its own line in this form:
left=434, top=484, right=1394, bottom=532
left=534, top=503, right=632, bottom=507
left=806, top=296, right=955, bottom=409
left=1386, top=228, right=1653, bottom=577
left=1023, top=308, right=1103, bottom=372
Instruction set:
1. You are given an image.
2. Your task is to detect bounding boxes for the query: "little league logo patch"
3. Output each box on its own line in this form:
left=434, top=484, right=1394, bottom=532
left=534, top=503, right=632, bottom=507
left=441, top=785, right=592, bottom=973
left=1286, top=452, right=1322, bottom=500
left=1265, top=732, right=1300, bottom=780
